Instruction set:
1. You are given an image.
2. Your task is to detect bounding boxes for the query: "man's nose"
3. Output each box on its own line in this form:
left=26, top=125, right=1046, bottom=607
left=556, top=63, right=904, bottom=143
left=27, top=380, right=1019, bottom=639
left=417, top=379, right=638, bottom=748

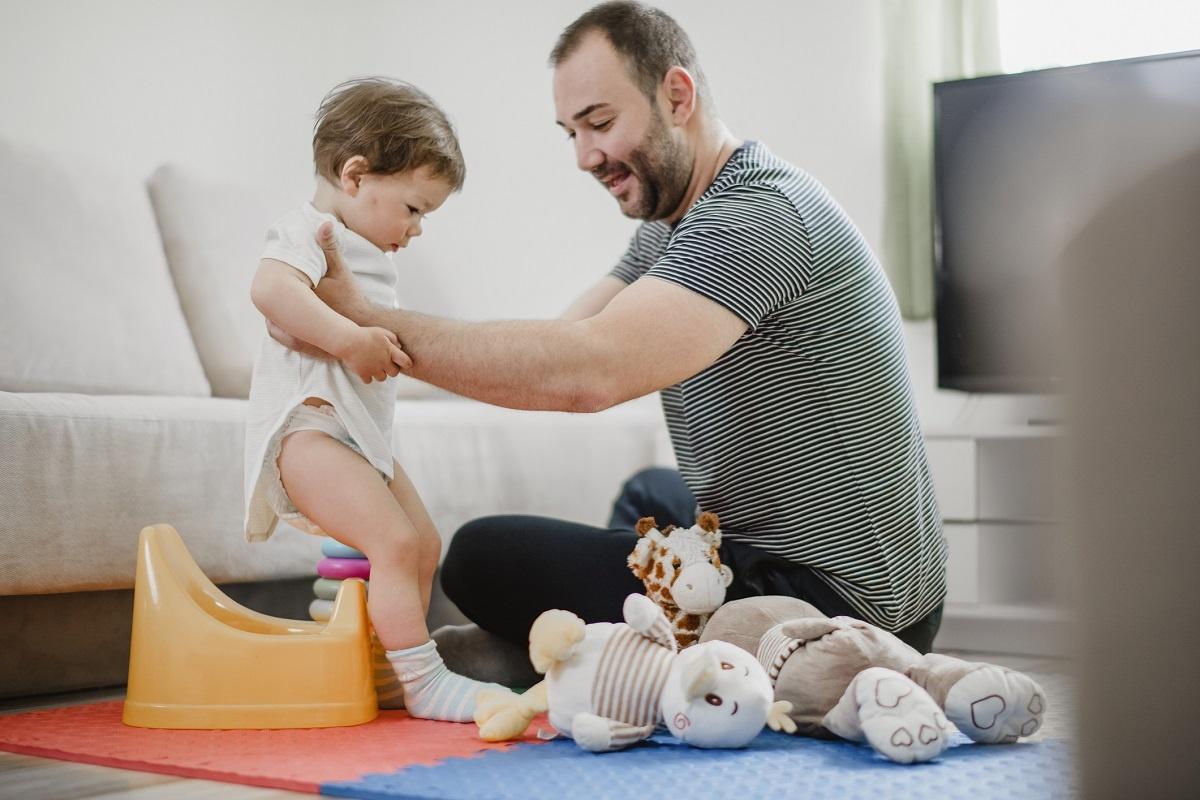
left=574, top=135, right=604, bottom=173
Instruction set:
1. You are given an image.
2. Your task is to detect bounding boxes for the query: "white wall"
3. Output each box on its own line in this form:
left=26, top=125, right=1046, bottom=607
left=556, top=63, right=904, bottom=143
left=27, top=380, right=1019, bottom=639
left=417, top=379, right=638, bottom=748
left=0, top=0, right=886, bottom=322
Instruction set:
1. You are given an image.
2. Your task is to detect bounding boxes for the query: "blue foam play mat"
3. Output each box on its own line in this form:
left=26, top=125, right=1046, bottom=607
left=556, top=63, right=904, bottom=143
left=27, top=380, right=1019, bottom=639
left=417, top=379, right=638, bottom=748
left=323, top=728, right=1073, bottom=800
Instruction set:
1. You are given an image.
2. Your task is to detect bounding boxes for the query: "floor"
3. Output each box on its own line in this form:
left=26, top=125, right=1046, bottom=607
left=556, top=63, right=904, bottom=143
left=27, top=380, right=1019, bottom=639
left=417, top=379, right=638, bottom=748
left=0, top=650, right=1076, bottom=799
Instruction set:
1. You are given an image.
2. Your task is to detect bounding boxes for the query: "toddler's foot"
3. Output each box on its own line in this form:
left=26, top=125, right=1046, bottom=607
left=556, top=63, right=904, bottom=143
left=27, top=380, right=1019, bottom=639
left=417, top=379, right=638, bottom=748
left=823, top=667, right=952, bottom=764
left=943, top=665, right=1045, bottom=743
left=389, top=639, right=508, bottom=722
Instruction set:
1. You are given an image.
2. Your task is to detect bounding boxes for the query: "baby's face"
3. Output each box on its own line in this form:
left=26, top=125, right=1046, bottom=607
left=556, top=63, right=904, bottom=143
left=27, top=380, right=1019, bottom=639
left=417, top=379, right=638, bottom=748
left=345, top=166, right=453, bottom=253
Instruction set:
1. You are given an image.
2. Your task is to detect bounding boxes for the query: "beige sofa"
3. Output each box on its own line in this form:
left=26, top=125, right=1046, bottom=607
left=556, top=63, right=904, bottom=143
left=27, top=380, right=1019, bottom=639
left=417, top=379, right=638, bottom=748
left=0, top=137, right=665, bottom=698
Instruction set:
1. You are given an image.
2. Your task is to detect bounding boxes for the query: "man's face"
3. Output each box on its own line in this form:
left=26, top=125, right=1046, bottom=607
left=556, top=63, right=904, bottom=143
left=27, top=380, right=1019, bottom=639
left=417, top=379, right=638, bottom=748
left=553, top=32, right=692, bottom=221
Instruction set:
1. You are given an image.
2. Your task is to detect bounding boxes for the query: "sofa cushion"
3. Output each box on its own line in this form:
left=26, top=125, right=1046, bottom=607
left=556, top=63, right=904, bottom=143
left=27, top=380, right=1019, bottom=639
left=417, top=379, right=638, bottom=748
left=0, top=392, right=320, bottom=595
left=0, top=138, right=211, bottom=397
left=148, top=164, right=444, bottom=400
left=389, top=395, right=666, bottom=544
left=0, top=391, right=664, bottom=596
left=148, top=164, right=275, bottom=399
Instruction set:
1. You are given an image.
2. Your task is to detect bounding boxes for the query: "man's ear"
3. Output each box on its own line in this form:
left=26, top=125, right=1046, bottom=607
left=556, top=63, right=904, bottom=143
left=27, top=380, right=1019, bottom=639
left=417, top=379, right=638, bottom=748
left=339, top=155, right=369, bottom=196
left=661, top=66, right=698, bottom=125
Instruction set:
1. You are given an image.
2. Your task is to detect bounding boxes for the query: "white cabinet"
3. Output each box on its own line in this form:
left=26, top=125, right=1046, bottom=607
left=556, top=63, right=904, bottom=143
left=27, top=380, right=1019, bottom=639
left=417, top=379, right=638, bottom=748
left=925, top=426, right=1071, bottom=655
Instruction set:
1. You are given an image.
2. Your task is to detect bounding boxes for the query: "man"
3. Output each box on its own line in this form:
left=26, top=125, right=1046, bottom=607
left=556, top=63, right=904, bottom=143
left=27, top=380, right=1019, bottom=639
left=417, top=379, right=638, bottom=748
left=287, top=1, right=946, bottom=671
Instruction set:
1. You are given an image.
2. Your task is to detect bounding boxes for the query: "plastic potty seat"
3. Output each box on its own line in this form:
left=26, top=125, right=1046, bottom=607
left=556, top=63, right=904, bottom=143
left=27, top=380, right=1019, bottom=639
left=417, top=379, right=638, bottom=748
left=123, top=524, right=377, bottom=729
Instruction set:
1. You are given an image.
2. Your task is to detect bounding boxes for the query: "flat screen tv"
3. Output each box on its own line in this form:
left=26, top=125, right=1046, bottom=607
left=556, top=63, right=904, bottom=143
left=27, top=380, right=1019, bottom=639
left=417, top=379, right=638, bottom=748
left=932, top=49, right=1200, bottom=393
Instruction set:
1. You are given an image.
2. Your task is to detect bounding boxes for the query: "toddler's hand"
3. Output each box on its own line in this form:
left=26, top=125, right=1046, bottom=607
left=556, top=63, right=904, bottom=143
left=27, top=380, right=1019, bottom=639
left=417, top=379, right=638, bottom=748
left=337, top=326, right=408, bottom=383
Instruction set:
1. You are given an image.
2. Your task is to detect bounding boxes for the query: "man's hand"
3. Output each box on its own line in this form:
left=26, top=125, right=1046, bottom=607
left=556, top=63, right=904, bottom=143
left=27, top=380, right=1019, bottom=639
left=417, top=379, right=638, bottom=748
left=314, top=221, right=371, bottom=322
left=334, top=325, right=409, bottom=383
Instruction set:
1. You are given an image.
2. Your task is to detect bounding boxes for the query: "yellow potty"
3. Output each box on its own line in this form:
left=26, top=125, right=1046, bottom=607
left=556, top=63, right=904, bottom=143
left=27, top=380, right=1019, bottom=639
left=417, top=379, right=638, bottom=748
left=123, top=524, right=377, bottom=729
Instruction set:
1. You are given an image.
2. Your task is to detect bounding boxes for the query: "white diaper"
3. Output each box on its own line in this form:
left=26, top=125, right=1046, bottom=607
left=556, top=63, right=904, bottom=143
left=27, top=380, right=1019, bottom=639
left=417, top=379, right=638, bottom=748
left=264, top=404, right=387, bottom=536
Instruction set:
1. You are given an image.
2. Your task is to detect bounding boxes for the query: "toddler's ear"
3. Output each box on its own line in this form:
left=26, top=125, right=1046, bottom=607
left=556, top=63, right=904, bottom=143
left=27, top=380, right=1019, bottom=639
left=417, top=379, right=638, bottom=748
left=339, top=155, right=370, bottom=195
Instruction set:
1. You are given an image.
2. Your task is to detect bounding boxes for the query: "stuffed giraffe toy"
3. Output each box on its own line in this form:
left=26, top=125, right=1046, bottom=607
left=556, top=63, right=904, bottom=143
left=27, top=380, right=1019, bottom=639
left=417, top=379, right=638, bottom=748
left=627, top=512, right=733, bottom=649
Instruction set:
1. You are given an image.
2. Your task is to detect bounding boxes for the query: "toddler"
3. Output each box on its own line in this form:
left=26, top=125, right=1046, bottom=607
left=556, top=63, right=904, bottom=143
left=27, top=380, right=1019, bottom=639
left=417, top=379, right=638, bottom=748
left=244, top=77, right=503, bottom=722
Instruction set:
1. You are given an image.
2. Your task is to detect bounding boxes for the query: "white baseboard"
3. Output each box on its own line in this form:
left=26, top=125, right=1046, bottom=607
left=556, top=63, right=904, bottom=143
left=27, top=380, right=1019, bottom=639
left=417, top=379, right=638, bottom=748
left=935, top=602, right=1073, bottom=657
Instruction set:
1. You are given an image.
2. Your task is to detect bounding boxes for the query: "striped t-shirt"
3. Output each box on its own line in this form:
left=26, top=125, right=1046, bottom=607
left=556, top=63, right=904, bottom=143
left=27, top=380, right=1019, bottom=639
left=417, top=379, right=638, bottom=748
left=610, top=141, right=946, bottom=631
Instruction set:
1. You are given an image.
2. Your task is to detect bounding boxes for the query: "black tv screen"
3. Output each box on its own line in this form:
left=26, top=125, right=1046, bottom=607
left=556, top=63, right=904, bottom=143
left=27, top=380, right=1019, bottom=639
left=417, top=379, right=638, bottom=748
left=932, top=50, right=1200, bottom=393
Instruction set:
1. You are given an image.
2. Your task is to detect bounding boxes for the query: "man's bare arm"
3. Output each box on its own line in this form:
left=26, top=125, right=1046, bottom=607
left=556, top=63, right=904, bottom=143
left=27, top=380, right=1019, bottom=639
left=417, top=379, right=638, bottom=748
left=311, top=222, right=747, bottom=412
left=559, top=276, right=627, bottom=321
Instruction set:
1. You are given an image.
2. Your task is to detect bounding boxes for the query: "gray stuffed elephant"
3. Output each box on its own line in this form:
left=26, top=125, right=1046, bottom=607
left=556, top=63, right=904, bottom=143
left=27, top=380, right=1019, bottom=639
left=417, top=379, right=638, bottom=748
left=700, top=596, right=1046, bottom=764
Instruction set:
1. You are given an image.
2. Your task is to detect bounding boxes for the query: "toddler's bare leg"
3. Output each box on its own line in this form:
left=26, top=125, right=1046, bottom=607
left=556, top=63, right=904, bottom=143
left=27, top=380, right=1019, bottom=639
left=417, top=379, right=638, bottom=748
left=278, top=431, right=426, bottom=650
left=387, top=460, right=441, bottom=615
left=280, top=435, right=509, bottom=721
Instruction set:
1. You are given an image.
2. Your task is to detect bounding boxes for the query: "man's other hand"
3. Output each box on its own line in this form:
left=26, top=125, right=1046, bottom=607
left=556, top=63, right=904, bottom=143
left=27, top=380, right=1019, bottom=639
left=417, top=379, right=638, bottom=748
left=314, top=221, right=371, bottom=322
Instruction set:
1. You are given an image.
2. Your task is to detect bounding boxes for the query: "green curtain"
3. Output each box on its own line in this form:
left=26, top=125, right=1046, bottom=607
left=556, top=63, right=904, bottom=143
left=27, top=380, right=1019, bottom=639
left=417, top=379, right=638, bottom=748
left=882, top=0, right=1002, bottom=319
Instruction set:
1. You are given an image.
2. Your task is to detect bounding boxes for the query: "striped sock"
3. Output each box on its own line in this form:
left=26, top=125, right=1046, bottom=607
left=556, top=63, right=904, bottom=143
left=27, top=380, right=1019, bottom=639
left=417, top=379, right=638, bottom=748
left=388, top=640, right=506, bottom=722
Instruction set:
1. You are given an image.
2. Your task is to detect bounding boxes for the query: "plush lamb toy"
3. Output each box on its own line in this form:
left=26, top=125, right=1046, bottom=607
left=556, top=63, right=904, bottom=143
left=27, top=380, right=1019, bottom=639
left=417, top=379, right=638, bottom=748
left=701, top=596, right=1047, bottom=764
left=627, top=513, right=733, bottom=649
left=474, top=593, right=794, bottom=752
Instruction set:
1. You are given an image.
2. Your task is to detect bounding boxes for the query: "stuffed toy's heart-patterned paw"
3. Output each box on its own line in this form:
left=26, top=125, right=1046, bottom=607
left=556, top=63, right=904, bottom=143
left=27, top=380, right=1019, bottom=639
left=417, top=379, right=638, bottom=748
left=873, top=674, right=914, bottom=709
left=944, top=665, right=1046, bottom=744
left=969, top=695, right=1007, bottom=730
left=823, top=667, right=950, bottom=764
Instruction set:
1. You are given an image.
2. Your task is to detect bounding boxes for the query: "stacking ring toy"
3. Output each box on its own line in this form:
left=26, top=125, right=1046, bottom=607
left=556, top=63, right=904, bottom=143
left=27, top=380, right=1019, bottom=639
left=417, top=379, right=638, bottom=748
left=308, top=598, right=333, bottom=623
left=317, top=556, right=370, bottom=580
left=312, top=577, right=342, bottom=601
left=321, top=539, right=367, bottom=559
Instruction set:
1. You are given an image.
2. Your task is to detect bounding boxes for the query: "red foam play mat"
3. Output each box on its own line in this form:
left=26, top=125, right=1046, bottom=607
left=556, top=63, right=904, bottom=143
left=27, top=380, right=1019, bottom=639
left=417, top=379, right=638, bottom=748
left=0, top=700, right=547, bottom=794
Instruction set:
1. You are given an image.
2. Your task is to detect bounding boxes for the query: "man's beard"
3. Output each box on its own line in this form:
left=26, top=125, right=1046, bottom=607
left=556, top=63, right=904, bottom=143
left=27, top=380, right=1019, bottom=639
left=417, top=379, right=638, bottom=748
left=600, top=112, right=692, bottom=221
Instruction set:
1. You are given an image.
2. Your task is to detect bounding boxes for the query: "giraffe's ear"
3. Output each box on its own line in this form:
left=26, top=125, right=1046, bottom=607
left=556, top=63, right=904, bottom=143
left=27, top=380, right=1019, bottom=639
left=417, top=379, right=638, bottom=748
left=695, top=512, right=721, bottom=548
left=628, top=536, right=655, bottom=580
left=636, top=517, right=657, bottom=536
left=702, top=527, right=721, bottom=549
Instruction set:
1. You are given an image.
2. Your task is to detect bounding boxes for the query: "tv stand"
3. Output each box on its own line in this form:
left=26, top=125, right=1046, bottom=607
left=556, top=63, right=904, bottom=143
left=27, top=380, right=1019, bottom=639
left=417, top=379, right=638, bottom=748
left=923, top=406, right=1069, bottom=656
left=950, top=392, right=1062, bottom=430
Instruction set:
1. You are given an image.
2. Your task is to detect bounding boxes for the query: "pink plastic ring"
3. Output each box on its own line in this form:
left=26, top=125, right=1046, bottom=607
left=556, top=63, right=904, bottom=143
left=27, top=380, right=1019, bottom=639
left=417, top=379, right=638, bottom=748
left=317, top=556, right=371, bottom=580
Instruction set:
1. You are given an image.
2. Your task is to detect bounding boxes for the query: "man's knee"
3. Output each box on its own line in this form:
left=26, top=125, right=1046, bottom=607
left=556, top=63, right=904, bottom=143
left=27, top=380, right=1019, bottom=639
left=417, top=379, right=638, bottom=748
left=620, top=467, right=680, bottom=500
left=609, top=466, right=694, bottom=529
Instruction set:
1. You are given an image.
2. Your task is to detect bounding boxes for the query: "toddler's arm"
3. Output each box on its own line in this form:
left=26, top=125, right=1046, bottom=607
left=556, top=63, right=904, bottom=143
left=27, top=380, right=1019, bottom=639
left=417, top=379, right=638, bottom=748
left=251, top=258, right=406, bottom=382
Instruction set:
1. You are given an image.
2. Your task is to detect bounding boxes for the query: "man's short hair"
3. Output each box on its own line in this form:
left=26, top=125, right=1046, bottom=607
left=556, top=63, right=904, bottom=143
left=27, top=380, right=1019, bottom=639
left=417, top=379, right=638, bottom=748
left=313, top=77, right=465, bottom=191
left=550, top=1, right=712, bottom=110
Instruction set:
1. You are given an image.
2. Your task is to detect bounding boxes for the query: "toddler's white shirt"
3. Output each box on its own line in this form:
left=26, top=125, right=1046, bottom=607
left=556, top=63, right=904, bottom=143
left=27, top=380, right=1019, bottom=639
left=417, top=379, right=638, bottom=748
left=243, top=203, right=399, bottom=542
